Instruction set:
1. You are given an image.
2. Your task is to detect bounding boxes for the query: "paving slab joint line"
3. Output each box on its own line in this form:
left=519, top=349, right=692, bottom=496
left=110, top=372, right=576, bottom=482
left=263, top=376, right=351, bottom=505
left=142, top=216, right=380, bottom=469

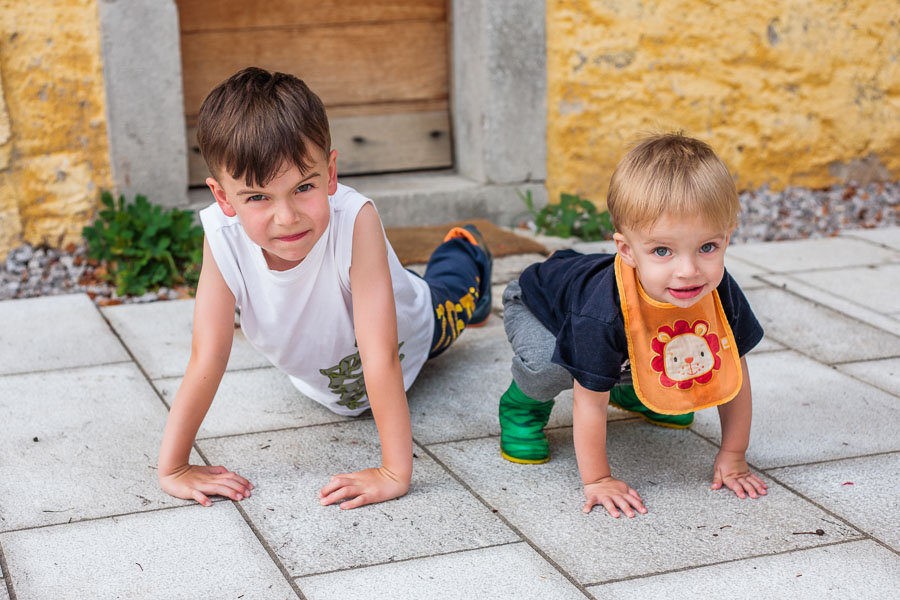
left=758, top=277, right=900, bottom=343
left=758, top=448, right=900, bottom=471
left=413, top=437, right=596, bottom=599
left=196, top=415, right=372, bottom=442
left=757, top=273, right=900, bottom=337
left=93, top=305, right=175, bottom=412
left=230, top=501, right=308, bottom=600
left=0, top=502, right=195, bottom=536
left=758, top=470, right=900, bottom=558
left=293, top=540, right=525, bottom=580
left=0, top=539, right=19, bottom=600
left=585, top=537, right=867, bottom=588
left=0, top=359, right=133, bottom=380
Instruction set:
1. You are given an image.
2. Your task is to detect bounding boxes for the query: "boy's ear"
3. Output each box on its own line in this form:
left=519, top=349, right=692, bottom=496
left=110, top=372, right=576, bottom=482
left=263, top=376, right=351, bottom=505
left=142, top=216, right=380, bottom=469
left=613, top=232, right=637, bottom=268
left=207, top=177, right=237, bottom=217
left=327, top=149, right=338, bottom=195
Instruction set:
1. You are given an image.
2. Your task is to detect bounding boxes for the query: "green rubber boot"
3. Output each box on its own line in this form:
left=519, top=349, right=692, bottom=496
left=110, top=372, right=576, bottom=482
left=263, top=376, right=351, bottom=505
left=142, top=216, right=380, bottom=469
left=609, top=385, right=694, bottom=428
left=499, top=381, right=555, bottom=464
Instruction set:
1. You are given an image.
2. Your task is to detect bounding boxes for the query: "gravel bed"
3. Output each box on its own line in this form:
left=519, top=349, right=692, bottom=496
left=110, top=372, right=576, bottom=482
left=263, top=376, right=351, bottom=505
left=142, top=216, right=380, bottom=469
left=2, top=181, right=898, bottom=305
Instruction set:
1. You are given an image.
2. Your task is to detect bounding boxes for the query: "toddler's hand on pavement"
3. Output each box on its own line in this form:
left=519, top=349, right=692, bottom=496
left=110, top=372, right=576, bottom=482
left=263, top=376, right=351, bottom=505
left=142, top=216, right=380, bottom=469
left=319, top=466, right=410, bottom=510
left=712, top=450, right=768, bottom=499
left=159, top=464, right=253, bottom=507
left=583, top=476, right=647, bottom=517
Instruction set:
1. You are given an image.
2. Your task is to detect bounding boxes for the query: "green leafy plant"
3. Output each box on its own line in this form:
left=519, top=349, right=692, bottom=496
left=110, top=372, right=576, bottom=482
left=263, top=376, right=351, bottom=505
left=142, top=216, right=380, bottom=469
left=519, top=190, right=614, bottom=241
left=82, top=191, right=204, bottom=296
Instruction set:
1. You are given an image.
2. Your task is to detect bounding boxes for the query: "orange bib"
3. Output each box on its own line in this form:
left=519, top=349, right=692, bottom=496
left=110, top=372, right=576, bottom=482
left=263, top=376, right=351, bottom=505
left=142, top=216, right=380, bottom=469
left=614, top=254, right=742, bottom=415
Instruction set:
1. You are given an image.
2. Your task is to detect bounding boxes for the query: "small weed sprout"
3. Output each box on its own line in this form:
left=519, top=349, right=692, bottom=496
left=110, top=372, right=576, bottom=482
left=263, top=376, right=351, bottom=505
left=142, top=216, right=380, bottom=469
left=82, top=191, right=204, bottom=296
left=519, top=190, right=614, bottom=241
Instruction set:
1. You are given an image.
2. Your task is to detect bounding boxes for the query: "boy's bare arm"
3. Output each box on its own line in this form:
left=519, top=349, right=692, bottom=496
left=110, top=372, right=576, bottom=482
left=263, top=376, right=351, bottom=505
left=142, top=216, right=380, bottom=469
left=318, top=202, right=412, bottom=510
left=573, top=381, right=646, bottom=517
left=158, top=237, right=253, bottom=506
left=712, top=356, right=767, bottom=499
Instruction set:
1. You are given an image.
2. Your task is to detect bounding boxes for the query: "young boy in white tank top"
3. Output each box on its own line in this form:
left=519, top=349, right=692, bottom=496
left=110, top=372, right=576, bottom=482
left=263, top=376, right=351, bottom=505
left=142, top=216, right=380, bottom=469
left=158, top=68, right=491, bottom=511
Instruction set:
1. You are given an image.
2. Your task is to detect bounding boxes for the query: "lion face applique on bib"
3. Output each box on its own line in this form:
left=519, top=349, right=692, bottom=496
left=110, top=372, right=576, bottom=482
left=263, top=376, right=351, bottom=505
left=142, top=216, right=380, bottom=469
left=615, top=254, right=742, bottom=415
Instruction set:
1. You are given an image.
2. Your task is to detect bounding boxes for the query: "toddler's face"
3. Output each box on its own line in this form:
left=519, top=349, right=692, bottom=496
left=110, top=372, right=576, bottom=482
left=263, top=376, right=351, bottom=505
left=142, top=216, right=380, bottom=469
left=207, top=150, right=337, bottom=271
left=614, top=212, right=731, bottom=308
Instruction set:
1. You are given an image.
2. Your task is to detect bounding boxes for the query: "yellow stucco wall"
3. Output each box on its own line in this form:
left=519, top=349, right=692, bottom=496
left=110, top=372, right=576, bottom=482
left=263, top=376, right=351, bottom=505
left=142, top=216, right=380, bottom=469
left=547, top=0, right=900, bottom=207
left=0, top=0, right=112, bottom=253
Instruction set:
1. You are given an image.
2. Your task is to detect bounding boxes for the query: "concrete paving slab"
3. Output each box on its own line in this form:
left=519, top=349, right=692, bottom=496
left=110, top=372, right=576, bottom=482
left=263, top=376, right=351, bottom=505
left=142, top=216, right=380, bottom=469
left=155, top=367, right=351, bottom=439
left=745, top=287, right=900, bottom=363
left=102, top=299, right=270, bottom=379
left=724, top=254, right=770, bottom=290
left=0, top=503, right=297, bottom=599
left=588, top=540, right=900, bottom=599
left=298, top=542, right=587, bottom=600
left=492, top=252, right=545, bottom=284
left=787, top=263, right=900, bottom=317
left=0, top=363, right=196, bottom=531
left=726, top=237, right=900, bottom=272
left=840, top=226, right=900, bottom=251
left=836, top=357, right=900, bottom=397
left=691, top=351, right=900, bottom=469
left=770, top=452, right=900, bottom=550
left=570, top=240, right=617, bottom=254
left=199, top=420, right=518, bottom=577
left=751, top=335, right=785, bottom=353
left=409, top=318, right=579, bottom=445
left=430, top=424, right=858, bottom=585
left=758, top=274, right=900, bottom=336
left=0, top=294, right=129, bottom=376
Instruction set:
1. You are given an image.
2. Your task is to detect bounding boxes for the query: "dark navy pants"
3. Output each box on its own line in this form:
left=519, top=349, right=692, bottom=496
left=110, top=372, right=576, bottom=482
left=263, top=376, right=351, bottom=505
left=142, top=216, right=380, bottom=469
left=416, top=237, right=491, bottom=359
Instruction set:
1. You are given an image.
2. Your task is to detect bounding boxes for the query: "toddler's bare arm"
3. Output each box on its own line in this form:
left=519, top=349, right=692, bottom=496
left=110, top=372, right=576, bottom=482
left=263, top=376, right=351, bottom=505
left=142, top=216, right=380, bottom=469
left=712, top=356, right=767, bottom=499
left=573, top=382, right=647, bottom=517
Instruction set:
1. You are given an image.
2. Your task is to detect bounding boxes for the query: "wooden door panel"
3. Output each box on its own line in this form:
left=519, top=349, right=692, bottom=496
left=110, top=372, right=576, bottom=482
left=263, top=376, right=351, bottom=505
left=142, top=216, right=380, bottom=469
left=181, top=20, right=447, bottom=122
left=177, top=0, right=445, bottom=32
left=178, top=0, right=451, bottom=178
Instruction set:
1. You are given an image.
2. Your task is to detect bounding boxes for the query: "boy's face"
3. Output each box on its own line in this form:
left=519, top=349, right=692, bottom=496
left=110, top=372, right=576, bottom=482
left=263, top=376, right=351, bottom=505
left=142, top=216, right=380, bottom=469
left=613, top=212, right=732, bottom=308
left=207, top=149, right=338, bottom=271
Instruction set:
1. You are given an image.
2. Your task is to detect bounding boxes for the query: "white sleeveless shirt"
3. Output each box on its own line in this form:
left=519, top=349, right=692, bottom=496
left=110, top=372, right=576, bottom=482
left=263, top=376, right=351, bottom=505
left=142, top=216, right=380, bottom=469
left=199, top=184, right=433, bottom=416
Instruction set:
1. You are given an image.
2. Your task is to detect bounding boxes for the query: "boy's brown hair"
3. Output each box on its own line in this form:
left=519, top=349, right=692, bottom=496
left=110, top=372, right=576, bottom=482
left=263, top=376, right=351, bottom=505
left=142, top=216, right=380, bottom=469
left=606, top=133, right=739, bottom=232
left=197, top=67, right=331, bottom=187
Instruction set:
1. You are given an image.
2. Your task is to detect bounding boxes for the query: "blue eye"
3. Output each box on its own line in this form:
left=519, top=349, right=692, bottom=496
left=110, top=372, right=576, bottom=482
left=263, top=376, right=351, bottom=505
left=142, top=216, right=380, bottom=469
left=653, top=247, right=671, bottom=257
left=700, top=243, right=717, bottom=253
left=296, top=183, right=313, bottom=193
left=247, top=194, right=265, bottom=202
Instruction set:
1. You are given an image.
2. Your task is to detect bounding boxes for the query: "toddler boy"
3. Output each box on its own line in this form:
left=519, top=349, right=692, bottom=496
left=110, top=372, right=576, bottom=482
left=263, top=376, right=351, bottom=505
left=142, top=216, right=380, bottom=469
left=158, top=67, right=492, bottom=510
left=499, top=133, right=767, bottom=517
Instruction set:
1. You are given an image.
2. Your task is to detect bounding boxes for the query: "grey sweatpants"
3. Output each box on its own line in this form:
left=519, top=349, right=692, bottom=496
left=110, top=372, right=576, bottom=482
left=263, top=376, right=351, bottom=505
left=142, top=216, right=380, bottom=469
left=503, top=280, right=631, bottom=402
left=502, top=280, right=573, bottom=402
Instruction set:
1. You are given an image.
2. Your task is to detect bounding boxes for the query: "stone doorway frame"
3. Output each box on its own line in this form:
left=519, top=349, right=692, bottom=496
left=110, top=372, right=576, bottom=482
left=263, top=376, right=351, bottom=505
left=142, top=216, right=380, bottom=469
left=99, top=0, right=547, bottom=225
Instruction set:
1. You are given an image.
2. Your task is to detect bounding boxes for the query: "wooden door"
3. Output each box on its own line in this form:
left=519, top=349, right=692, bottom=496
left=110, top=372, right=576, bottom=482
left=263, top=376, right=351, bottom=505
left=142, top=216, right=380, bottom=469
left=177, top=0, right=452, bottom=185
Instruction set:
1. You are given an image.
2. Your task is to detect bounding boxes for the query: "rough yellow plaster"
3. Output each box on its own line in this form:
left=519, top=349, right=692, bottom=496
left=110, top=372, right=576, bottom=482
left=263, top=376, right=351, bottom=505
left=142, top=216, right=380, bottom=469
left=547, top=0, right=900, bottom=207
left=0, top=0, right=112, bottom=254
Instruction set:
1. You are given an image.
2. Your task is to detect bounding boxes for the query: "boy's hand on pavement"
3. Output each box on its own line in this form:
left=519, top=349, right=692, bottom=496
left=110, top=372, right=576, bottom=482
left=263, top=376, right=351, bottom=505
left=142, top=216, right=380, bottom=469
left=583, top=476, right=647, bottom=518
left=712, top=450, right=768, bottom=499
left=159, top=464, right=254, bottom=507
left=318, top=466, right=410, bottom=510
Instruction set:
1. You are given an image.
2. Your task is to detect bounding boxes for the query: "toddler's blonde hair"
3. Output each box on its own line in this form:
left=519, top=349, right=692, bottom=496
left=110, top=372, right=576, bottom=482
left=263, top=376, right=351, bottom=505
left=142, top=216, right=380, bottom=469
left=607, top=133, right=739, bottom=232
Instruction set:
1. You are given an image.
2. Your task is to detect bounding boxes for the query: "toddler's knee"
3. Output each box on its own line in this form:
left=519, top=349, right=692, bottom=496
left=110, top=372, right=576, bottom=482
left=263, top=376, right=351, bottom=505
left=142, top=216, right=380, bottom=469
left=511, top=355, right=572, bottom=401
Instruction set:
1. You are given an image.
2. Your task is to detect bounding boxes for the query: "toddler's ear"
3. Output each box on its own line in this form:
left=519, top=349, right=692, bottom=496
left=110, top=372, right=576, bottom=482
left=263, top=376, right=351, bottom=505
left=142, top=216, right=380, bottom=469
left=207, top=177, right=237, bottom=217
left=613, top=232, right=636, bottom=267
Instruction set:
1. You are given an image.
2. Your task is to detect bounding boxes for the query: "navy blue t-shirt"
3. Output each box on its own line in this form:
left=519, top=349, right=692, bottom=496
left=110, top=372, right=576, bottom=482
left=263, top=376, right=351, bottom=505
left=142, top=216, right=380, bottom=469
left=518, top=250, right=764, bottom=392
